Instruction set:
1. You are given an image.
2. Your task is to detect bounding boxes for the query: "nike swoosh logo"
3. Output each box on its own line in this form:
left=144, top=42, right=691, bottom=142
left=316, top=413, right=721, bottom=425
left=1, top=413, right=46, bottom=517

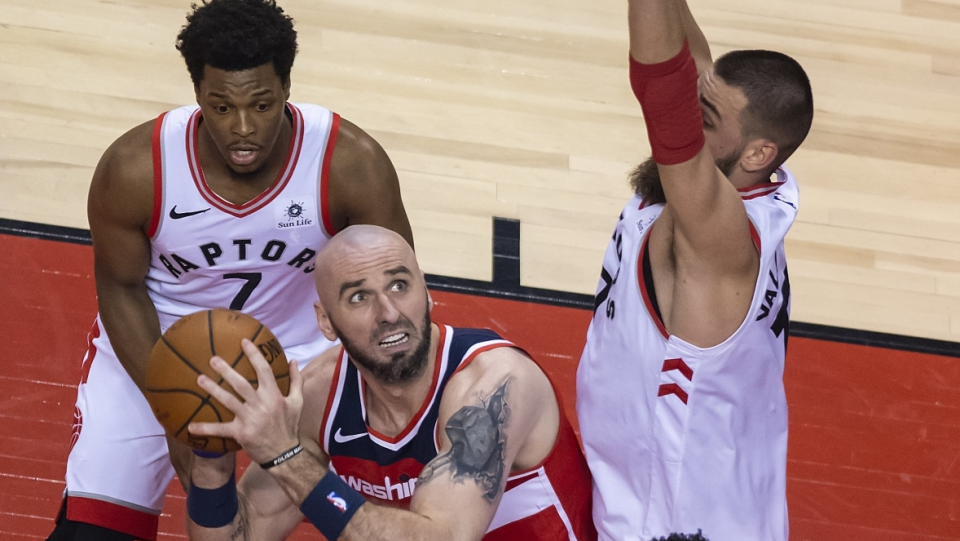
left=334, top=428, right=368, bottom=444
left=169, top=205, right=211, bottom=219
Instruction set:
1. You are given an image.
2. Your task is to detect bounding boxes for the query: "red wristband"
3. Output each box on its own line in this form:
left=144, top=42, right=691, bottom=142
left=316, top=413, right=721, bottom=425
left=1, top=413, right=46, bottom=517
left=629, top=41, right=705, bottom=165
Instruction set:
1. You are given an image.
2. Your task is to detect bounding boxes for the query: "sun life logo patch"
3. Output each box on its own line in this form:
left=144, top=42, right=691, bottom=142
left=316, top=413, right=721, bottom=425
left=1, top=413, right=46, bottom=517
left=277, top=198, right=314, bottom=229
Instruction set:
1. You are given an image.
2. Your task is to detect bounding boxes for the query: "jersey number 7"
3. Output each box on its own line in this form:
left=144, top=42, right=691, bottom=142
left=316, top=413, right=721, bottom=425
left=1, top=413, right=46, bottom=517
left=223, top=272, right=262, bottom=310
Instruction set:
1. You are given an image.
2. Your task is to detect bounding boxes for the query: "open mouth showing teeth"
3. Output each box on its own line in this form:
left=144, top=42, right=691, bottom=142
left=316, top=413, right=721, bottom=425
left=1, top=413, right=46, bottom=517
left=379, top=333, right=409, bottom=347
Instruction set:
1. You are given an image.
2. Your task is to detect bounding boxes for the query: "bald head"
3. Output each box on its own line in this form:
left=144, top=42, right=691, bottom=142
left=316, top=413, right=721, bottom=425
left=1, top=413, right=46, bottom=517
left=312, top=226, right=433, bottom=385
left=315, top=225, right=421, bottom=308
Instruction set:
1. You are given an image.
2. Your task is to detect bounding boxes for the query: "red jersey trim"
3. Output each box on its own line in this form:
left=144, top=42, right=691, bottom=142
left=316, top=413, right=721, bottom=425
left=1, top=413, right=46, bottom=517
left=79, top=319, right=102, bottom=385
left=147, top=112, right=168, bottom=239
left=738, top=172, right=785, bottom=200
left=320, top=113, right=341, bottom=237
left=363, top=324, right=448, bottom=445
left=748, top=219, right=761, bottom=252
left=185, top=103, right=304, bottom=217
left=636, top=225, right=670, bottom=339
left=320, top=346, right=348, bottom=452
left=66, top=495, right=160, bottom=540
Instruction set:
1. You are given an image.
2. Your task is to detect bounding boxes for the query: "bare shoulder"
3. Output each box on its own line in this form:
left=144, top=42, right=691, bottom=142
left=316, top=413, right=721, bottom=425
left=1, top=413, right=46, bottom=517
left=297, top=346, right=343, bottom=440
left=448, top=347, right=549, bottom=397
left=441, top=346, right=555, bottom=427
left=325, top=116, right=413, bottom=245
left=438, top=345, right=559, bottom=471
left=88, top=119, right=157, bottom=228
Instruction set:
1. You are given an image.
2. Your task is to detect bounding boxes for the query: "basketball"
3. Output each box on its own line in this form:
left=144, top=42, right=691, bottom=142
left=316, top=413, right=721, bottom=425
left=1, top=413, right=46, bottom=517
left=144, top=309, right=290, bottom=453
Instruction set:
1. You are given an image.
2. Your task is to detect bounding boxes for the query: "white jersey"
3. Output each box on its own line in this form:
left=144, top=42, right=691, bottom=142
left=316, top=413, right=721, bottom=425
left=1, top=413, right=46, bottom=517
left=576, top=168, right=799, bottom=541
left=146, top=103, right=339, bottom=362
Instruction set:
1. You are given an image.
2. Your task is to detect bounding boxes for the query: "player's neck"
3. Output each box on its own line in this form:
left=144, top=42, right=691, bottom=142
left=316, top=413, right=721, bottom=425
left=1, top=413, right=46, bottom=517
left=361, top=323, right=441, bottom=437
left=728, top=167, right=774, bottom=191
left=195, top=115, right=293, bottom=205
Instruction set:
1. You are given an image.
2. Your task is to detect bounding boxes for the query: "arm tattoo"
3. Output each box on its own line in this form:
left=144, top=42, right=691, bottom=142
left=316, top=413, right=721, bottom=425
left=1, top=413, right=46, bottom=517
left=231, top=497, right=249, bottom=541
left=418, top=380, right=510, bottom=501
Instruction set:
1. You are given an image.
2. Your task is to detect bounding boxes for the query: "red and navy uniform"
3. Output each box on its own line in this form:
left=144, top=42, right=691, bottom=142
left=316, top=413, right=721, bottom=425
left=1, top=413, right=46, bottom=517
left=321, top=324, right=597, bottom=540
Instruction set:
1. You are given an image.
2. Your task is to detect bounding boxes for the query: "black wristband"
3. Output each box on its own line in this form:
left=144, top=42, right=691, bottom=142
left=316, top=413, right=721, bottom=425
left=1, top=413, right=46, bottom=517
left=301, top=471, right=367, bottom=540
left=259, top=442, right=304, bottom=470
left=187, top=473, right=238, bottom=529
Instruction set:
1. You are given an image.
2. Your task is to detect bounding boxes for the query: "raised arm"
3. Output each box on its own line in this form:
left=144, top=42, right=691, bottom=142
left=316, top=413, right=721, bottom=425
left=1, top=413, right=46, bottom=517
left=87, top=121, right=161, bottom=390
left=628, top=0, right=755, bottom=273
left=326, top=119, right=415, bottom=248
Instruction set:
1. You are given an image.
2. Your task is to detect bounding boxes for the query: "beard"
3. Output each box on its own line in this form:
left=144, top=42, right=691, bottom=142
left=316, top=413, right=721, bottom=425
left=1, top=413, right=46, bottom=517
left=629, top=148, right=742, bottom=205
left=335, top=307, right=433, bottom=386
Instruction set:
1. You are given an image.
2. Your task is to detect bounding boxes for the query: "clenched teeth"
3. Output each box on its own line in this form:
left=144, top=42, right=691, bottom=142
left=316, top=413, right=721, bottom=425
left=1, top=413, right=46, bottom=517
left=379, top=333, right=409, bottom=347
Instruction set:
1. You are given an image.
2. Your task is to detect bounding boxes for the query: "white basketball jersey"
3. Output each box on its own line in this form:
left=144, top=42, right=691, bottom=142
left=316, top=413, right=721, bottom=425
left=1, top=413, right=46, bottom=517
left=576, top=168, right=799, bottom=541
left=145, top=103, right=339, bottom=362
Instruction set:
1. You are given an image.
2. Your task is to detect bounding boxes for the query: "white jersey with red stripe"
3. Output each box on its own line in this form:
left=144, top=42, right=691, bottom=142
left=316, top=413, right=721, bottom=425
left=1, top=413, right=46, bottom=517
left=576, top=168, right=798, bottom=541
left=321, top=325, right=597, bottom=541
left=62, top=103, right=342, bottom=539
left=146, top=102, right=338, bottom=361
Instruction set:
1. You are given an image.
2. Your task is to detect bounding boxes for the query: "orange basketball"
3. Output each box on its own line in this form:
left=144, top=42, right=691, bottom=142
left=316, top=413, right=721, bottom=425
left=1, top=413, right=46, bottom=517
left=144, top=309, right=290, bottom=453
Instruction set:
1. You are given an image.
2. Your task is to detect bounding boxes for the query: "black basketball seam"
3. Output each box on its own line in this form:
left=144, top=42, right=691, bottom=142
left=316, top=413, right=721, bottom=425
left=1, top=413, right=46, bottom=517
left=159, top=336, right=204, bottom=377
left=167, top=388, right=230, bottom=452
left=207, top=310, right=215, bottom=359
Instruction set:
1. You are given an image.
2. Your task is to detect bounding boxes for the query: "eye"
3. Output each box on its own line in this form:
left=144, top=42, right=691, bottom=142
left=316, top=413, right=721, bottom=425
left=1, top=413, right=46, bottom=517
left=217, top=105, right=229, bottom=114
left=349, top=291, right=366, bottom=303
left=390, top=280, right=407, bottom=292
left=256, top=103, right=269, bottom=112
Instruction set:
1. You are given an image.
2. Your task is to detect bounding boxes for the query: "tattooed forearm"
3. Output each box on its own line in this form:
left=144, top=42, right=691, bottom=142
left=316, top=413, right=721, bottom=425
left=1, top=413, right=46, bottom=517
left=419, top=380, right=511, bottom=501
left=230, top=496, right=249, bottom=541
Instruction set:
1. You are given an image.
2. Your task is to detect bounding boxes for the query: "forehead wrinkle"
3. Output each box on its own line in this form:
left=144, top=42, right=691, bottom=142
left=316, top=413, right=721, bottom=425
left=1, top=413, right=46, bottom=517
left=314, top=226, right=420, bottom=305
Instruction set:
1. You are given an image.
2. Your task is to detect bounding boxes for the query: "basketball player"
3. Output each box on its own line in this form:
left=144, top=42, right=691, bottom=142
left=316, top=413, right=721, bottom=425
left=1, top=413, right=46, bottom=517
left=575, top=0, right=813, bottom=539
left=182, top=225, right=596, bottom=541
left=48, top=1, right=413, bottom=540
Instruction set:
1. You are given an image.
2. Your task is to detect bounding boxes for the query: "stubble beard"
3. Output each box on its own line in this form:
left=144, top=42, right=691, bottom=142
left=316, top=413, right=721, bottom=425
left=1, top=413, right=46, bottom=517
left=631, top=147, right=742, bottom=204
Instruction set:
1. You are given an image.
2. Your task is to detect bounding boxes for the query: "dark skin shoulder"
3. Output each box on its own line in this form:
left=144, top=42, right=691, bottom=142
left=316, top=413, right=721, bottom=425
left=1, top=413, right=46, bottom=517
left=326, top=118, right=414, bottom=248
left=87, top=119, right=159, bottom=389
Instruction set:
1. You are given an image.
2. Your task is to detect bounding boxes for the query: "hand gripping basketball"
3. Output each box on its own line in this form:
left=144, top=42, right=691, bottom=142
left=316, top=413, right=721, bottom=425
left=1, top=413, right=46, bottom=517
left=145, top=309, right=291, bottom=454
left=188, top=339, right=305, bottom=465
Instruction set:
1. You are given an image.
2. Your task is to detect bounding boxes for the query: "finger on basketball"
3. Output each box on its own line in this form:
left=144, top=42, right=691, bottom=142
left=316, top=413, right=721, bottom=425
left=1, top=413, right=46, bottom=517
left=287, top=360, right=304, bottom=408
left=188, top=419, right=236, bottom=440
left=241, top=338, right=281, bottom=394
left=196, top=370, right=246, bottom=414
left=207, top=354, right=260, bottom=404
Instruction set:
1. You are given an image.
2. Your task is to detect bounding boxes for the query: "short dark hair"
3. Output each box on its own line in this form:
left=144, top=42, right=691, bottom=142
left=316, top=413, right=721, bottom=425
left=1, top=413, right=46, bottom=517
left=713, top=50, right=814, bottom=171
left=651, top=530, right=708, bottom=541
left=176, top=0, right=298, bottom=86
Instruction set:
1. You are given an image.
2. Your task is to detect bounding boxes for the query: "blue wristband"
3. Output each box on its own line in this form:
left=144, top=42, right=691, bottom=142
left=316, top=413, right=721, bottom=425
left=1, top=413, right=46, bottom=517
left=187, top=473, right=238, bottom=529
left=192, top=449, right=225, bottom=459
left=300, top=471, right=366, bottom=540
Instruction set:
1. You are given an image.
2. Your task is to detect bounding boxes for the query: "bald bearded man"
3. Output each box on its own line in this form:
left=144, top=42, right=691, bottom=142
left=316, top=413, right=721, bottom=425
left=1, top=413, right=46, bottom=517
left=182, top=225, right=596, bottom=541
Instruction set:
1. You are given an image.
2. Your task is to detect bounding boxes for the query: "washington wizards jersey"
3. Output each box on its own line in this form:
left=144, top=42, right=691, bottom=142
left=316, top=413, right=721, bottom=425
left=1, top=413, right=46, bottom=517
left=144, top=103, right=340, bottom=362
left=321, top=325, right=597, bottom=540
left=576, top=168, right=799, bottom=541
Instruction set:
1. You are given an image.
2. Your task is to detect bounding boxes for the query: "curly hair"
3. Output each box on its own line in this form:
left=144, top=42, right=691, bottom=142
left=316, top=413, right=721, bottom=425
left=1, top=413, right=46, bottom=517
left=176, top=0, right=298, bottom=85
left=651, top=530, right=708, bottom=541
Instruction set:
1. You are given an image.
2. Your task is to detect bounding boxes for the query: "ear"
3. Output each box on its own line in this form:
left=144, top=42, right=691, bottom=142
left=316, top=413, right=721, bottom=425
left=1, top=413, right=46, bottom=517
left=422, top=270, right=433, bottom=314
left=282, top=77, right=292, bottom=102
left=314, top=300, right=338, bottom=342
left=739, top=138, right=779, bottom=174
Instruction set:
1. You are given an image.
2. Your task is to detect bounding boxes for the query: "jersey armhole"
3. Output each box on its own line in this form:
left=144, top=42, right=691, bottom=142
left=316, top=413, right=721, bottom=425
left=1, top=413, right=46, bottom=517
left=318, top=348, right=347, bottom=455
left=146, top=111, right=168, bottom=239
left=319, top=112, right=342, bottom=238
